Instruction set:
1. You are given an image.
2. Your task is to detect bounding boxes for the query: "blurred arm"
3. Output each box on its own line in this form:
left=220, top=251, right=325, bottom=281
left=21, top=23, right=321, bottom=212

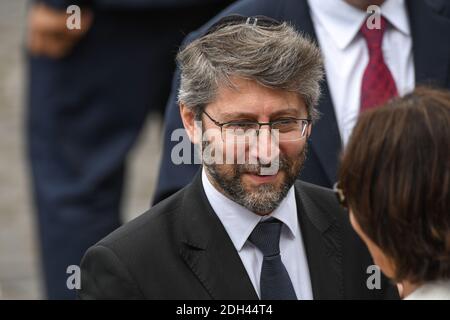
left=27, top=1, right=93, bottom=58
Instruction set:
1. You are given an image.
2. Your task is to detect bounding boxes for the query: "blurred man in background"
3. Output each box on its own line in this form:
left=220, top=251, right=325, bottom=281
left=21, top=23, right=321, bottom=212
left=27, top=0, right=233, bottom=299
left=153, top=0, right=450, bottom=204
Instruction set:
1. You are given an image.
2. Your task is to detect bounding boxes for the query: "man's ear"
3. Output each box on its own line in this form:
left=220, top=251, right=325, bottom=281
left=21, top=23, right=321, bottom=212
left=179, top=103, right=201, bottom=144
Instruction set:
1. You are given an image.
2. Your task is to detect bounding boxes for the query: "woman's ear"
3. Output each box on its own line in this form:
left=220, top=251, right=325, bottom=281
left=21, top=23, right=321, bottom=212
left=179, top=103, right=201, bottom=144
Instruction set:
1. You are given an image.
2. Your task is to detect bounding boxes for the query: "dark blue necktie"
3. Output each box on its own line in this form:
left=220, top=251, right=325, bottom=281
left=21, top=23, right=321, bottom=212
left=249, top=218, right=297, bottom=300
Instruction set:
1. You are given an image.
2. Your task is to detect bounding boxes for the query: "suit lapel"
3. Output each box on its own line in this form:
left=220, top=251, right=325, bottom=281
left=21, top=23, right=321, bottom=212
left=279, top=0, right=342, bottom=185
left=407, top=0, right=450, bottom=88
left=178, top=171, right=258, bottom=300
left=295, top=181, right=344, bottom=299
left=178, top=171, right=345, bottom=299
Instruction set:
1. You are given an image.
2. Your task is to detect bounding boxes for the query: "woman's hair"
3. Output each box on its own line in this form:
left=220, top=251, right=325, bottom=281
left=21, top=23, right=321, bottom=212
left=338, top=86, right=450, bottom=284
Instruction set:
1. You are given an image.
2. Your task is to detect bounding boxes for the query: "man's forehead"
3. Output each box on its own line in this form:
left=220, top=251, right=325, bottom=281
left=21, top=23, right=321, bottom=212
left=219, top=107, right=302, bottom=119
left=208, top=77, right=306, bottom=117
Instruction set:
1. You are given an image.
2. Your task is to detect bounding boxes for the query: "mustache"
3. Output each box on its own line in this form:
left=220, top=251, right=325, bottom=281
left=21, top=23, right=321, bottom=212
left=234, top=146, right=307, bottom=176
left=235, top=157, right=287, bottom=175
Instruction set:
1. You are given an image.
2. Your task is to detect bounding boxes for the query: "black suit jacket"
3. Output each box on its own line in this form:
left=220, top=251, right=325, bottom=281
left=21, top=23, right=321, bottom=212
left=79, top=172, right=397, bottom=299
left=153, top=0, right=450, bottom=204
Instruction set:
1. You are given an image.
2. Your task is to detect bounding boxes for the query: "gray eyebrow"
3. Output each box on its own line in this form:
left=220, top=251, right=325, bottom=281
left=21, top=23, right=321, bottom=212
left=220, top=108, right=301, bottom=121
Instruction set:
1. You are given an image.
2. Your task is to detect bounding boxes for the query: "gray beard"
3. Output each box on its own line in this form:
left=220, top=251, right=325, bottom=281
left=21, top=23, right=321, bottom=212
left=203, top=143, right=307, bottom=215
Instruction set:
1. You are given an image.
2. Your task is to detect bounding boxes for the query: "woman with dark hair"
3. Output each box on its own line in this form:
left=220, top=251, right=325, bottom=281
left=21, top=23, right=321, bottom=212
left=337, top=87, right=450, bottom=299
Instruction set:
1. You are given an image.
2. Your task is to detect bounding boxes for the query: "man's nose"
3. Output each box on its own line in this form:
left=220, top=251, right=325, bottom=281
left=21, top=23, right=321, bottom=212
left=249, top=126, right=280, bottom=165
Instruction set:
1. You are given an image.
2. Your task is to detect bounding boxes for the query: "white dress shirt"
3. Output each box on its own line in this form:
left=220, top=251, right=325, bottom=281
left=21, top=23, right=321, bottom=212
left=308, top=0, right=415, bottom=145
left=201, top=168, right=313, bottom=299
left=404, top=280, right=450, bottom=300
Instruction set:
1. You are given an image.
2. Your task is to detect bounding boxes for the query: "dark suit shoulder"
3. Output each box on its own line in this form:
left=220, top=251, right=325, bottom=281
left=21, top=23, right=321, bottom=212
left=79, top=184, right=198, bottom=299
left=294, top=180, right=344, bottom=228
left=295, top=180, right=336, bottom=201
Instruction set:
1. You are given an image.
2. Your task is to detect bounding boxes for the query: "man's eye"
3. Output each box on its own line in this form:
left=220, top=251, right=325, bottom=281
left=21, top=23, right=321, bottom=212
left=227, top=122, right=255, bottom=129
left=272, top=119, right=298, bottom=130
left=276, top=118, right=297, bottom=123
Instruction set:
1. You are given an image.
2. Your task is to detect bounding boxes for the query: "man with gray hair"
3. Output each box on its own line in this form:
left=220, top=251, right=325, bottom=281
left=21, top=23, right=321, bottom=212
left=78, top=15, right=397, bottom=299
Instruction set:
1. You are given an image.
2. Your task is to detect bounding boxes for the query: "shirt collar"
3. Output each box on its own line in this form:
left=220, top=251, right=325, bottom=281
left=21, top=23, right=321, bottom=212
left=307, top=0, right=410, bottom=50
left=381, top=0, right=410, bottom=36
left=404, top=280, right=450, bottom=300
left=201, top=168, right=298, bottom=252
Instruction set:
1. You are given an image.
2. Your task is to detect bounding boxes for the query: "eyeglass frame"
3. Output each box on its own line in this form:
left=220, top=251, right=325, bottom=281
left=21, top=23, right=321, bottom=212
left=201, top=110, right=312, bottom=142
left=333, top=182, right=348, bottom=209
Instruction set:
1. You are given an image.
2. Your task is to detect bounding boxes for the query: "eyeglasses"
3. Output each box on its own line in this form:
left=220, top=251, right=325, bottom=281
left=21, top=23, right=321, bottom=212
left=204, top=14, right=283, bottom=36
left=202, top=110, right=311, bottom=143
left=333, top=182, right=348, bottom=209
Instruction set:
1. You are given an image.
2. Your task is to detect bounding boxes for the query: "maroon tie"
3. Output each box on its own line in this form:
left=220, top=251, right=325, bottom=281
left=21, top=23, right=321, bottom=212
left=360, top=16, right=398, bottom=111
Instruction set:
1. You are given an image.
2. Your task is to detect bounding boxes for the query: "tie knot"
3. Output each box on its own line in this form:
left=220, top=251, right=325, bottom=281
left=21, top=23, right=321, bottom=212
left=248, top=218, right=282, bottom=257
left=360, top=15, right=388, bottom=50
